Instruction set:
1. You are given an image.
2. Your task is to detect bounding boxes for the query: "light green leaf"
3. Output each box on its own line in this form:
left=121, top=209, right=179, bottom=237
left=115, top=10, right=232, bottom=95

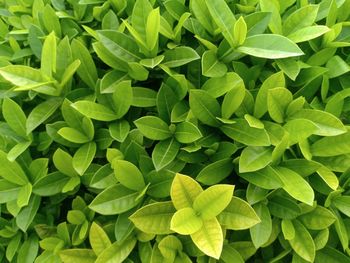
left=275, top=167, right=314, bottom=206
left=71, top=39, right=98, bottom=89
left=239, top=146, right=272, bottom=173
left=298, top=206, right=336, bottom=230
left=129, top=201, right=176, bottom=234
left=311, top=132, right=350, bottom=156
left=41, top=31, right=56, bottom=78
left=267, top=87, right=293, bottom=123
left=152, top=138, right=180, bottom=171
left=26, top=98, right=62, bottom=134
left=220, top=119, right=271, bottom=146
left=189, top=89, right=221, bottom=127
left=259, top=0, right=282, bottom=34
left=254, top=71, right=285, bottom=118
left=146, top=8, right=160, bottom=50
left=289, top=109, right=347, bottom=136
left=332, top=196, right=350, bottom=217
left=89, top=184, right=140, bottom=215
left=89, top=222, right=112, bottom=256
left=17, top=183, right=32, bottom=208
left=72, top=101, right=118, bottom=121
left=171, top=173, right=203, bottom=210
left=283, top=5, right=319, bottom=35
left=58, top=127, right=90, bottom=144
left=201, top=50, right=227, bottom=78
left=196, top=158, right=234, bottom=185
left=73, top=142, right=96, bottom=176
left=284, top=119, right=318, bottom=145
left=190, top=218, right=223, bottom=259
left=239, top=165, right=284, bottom=190
left=193, top=184, right=234, bottom=220
left=289, top=220, right=315, bottom=262
left=0, top=150, right=28, bottom=185
left=249, top=203, right=272, bottom=248
left=113, top=160, right=145, bottom=191
left=95, top=238, right=136, bottom=263
left=174, top=121, right=202, bottom=143
left=60, top=249, right=96, bottom=263
left=2, top=98, right=27, bottom=138
left=134, top=116, right=172, bottom=140
left=234, top=16, right=247, bottom=45
left=237, top=34, right=304, bottom=59
left=282, top=219, right=295, bottom=240
left=171, top=207, right=203, bottom=235
left=205, top=0, right=236, bottom=47
left=217, top=197, right=260, bottom=230
left=288, top=26, right=330, bottom=43
left=162, top=47, right=200, bottom=68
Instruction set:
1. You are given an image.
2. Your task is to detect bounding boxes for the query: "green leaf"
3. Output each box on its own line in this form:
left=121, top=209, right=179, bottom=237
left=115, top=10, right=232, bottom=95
left=2, top=98, right=27, bottom=138
left=171, top=173, right=203, bottom=210
left=205, top=0, right=236, bottom=47
left=268, top=195, right=301, bottom=219
left=189, top=89, right=221, bottom=127
left=146, top=8, right=160, bottom=50
left=284, top=119, right=318, bottom=145
left=240, top=165, right=283, bottom=189
left=0, top=65, right=53, bottom=92
left=111, top=81, right=133, bottom=119
left=58, top=127, right=90, bottom=144
left=134, top=116, right=172, bottom=140
left=171, top=207, right=203, bottom=235
left=221, top=76, right=246, bottom=119
left=193, top=184, right=234, bottom=220
left=152, top=138, right=180, bottom=171
left=274, top=167, right=314, bottom=206
left=281, top=219, right=295, bottom=240
left=95, top=238, right=136, bottom=263
left=59, top=249, right=96, bottom=263
left=89, top=184, right=140, bottom=215
left=196, top=158, right=234, bottom=185
left=249, top=203, right=272, bottom=248
left=254, top=71, right=285, bottom=118
left=298, top=206, right=336, bottom=230
left=220, top=119, right=271, bottom=146
left=113, top=160, right=145, bottom=191
left=72, top=101, right=118, bottom=121
left=109, top=120, right=130, bottom=143
left=33, top=172, right=70, bottom=196
left=41, top=31, right=56, bottom=78
left=239, top=146, right=272, bottom=173
left=315, top=246, right=350, bottom=263
left=289, top=220, right=315, bottom=262
left=0, top=150, right=28, bottom=185
left=129, top=201, right=176, bottom=234
left=174, top=121, right=202, bottom=143
left=201, top=50, right=227, bottom=78
left=16, top=195, right=41, bottom=232
left=289, top=109, right=346, bottom=136
left=332, top=196, right=350, bottom=217
left=162, top=47, right=200, bottom=68
left=26, top=98, right=62, bottom=134
left=217, top=197, right=260, bottom=230
left=237, top=34, right=304, bottom=59
left=288, top=26, right=330, bottom=43
left=259, top=0, right=282, bottom=34
left=71, top=39, right=98, bottom=89
left=53, top=148, right=78, bottom=177
left=89, top=222, right=112, bottom=256
left=283, top=5, right=319, bottom=35
left=311, top=132, right=350, bottom=157
left=234, top=16, right=247, bottom=46
left=267, top=87, right=293, bottom=123
left=73, top=142, right=96, bottom=176
left=190, top=218, right=223, bottom=259
left=17, top=183, right=32, bottom=208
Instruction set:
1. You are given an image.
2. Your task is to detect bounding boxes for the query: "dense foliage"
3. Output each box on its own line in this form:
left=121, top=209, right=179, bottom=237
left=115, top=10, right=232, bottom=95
left=0, top=0, right=350, bottom=262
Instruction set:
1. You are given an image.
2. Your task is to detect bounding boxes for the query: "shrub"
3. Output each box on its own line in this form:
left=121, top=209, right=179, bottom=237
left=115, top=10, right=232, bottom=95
left=0, top=0, right=349, bottom=262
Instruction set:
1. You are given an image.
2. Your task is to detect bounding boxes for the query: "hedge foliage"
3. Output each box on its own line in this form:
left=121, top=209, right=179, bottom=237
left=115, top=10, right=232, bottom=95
left=0, top=0, right=350, bottom=262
